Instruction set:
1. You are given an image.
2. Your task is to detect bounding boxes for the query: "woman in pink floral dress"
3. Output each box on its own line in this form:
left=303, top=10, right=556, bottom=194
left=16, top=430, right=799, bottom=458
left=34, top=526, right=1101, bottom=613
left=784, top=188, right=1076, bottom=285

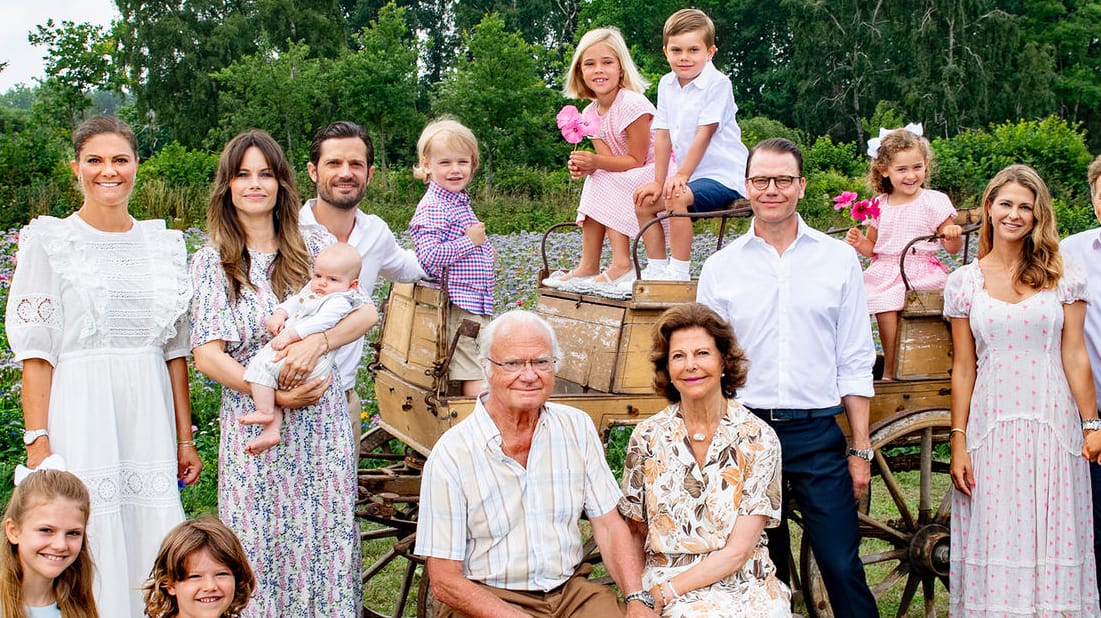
left=619, top=303, right=790, bottom=617
left=190, top=130, right=376, bottom=616
left=945, top=165, right=1099, bottom=616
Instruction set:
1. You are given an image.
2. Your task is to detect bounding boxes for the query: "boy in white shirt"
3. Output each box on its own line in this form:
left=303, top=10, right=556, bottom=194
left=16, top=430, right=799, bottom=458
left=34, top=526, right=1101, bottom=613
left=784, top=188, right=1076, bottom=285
left=633, top=8, right=749, bottom=282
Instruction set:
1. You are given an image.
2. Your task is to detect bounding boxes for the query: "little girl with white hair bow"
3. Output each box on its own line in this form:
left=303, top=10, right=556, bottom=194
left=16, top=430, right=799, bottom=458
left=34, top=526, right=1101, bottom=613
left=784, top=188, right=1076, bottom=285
left=846, top=124, right=964, bottom=380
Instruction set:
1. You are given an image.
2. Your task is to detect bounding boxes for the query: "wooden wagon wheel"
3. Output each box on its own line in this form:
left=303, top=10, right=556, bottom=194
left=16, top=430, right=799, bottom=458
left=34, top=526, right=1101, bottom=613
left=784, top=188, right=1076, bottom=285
left=800, top=408, right=952, bottom=618
left=358, top=425, right=426, bottom=618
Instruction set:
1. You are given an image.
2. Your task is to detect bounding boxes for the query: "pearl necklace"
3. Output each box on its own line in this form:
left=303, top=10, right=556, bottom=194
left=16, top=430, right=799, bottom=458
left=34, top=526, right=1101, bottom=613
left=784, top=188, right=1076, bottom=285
left=692, top=432, right=707, bottom=442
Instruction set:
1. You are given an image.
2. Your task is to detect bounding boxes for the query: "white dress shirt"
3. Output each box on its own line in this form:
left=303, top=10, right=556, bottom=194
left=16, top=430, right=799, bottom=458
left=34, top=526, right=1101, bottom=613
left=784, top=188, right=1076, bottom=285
left=652, top=61, right=748, bottom=196
left=415, top=398, right=623, bottom=591
left=697, top=215, right=876, bottom=409
left=299, top=200, right=426, bottom=389
left=1061, top=228, right=1101, bottom=398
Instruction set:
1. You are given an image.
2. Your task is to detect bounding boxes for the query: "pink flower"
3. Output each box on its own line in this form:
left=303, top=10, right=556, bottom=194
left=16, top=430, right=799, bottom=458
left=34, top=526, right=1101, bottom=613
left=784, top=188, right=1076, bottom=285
left=850, top=197, right=881, bottom=222
left=557, top=105, right=601, bottom=145
left=833, top=191, right=857, bottom=211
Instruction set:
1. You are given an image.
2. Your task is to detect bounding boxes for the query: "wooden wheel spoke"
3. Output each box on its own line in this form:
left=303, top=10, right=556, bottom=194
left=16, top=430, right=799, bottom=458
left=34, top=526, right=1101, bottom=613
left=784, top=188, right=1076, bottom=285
left=922, top=574, right=937, bottom=618
left=873, top=449, right=917, bottom=530
left=871, top=562, right=909, bottom=598
left=858, top=511, right=910, bottom=544
left=390, top=558, right=418, bottom=618
left=896, top=571, right=921, bottom=618
left=919, top=428, right=933, bottom=521
left=361, top=527, right=401, bottom=541
left=934, top=480, right=953, bottom=525
left=861, top=547, right=908, bottom=565
left=362, top=547, right=400, bottom=581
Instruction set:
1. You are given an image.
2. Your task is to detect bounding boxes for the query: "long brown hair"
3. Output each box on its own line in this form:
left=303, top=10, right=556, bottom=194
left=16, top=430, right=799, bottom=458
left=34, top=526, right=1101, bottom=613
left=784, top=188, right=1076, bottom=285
left=143, top=516, right=255, bottom=618
left=978, top=164, right=1063, bottom=290
left=207, top=130, right=310, bottom=302
left=0, top=471, right=98, bottom=618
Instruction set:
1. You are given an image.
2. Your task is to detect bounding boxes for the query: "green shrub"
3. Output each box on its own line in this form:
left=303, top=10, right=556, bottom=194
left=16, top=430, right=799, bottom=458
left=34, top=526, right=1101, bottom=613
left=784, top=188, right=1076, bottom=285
left=1054, top=198, right=1097, bottom=238
left=804, top=136, right=865, bottom=177
left=139, top=142, right=217, bottom=186
left=933, top=116, right=1092, bottom=206
left=740, top=116, right=806, bottom=149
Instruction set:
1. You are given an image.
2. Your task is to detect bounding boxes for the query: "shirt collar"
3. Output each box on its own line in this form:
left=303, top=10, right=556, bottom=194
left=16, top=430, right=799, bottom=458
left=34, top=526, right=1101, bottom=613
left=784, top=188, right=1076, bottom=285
left=428, top=181, right=470, bottom=205
left=681, top=61, right=720, bottom=91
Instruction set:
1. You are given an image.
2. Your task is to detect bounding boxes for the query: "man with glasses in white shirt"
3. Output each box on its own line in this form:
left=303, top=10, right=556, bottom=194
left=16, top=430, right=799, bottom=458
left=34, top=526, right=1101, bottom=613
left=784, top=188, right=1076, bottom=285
left=415, top=310, right=658, bottom=618
left=697, top=138, right=879, bottom=616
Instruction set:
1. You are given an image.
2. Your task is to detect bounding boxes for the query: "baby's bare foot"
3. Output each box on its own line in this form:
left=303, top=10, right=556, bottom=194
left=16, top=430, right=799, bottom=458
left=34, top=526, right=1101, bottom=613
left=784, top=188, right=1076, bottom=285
left=245, top=432, right=281, bottom=455
left=239, top=411, right=275, bottom=425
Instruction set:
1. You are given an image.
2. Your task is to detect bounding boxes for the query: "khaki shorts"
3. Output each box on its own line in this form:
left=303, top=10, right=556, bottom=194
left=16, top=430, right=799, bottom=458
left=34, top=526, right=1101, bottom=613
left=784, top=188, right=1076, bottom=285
left=434, top=563, right=624, bottom=618
left=447, top=308, right=491, bottom=381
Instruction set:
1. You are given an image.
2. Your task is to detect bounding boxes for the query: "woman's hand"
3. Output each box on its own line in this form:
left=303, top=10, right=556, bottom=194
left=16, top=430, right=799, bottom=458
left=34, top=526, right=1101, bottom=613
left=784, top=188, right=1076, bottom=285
left=275, top=375, right=331, bottom=409
left=177, top=444, right=203, bottom=485
left=274, top=334, right=326, bottom=389
left=950, top=440, right=975, bottom=496
left=1083, top=430, right=1101, bottom=463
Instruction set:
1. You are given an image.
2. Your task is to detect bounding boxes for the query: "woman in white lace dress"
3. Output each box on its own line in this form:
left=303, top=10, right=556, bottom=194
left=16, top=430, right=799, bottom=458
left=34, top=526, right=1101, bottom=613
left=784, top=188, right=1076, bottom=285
left=5, top=116, right=200, bottom=617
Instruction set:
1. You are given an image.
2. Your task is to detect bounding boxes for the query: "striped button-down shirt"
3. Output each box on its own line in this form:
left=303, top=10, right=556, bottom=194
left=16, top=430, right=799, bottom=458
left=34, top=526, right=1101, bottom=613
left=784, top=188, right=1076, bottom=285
left=408, top=182, right=495, bottom=315
left=414, top=398, right=622, bottom=591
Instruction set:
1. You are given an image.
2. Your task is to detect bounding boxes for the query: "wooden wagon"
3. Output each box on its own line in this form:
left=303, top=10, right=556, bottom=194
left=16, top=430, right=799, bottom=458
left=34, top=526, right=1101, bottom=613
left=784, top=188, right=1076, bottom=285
left=357, top=206, right=979, bottom=617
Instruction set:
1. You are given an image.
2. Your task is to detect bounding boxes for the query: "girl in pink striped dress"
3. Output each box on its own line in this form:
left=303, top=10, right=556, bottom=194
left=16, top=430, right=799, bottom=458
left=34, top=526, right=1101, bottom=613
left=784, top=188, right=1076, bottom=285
left=542, top=27, right=659, bottom=294
left=846, top=126, right=963, bottom=379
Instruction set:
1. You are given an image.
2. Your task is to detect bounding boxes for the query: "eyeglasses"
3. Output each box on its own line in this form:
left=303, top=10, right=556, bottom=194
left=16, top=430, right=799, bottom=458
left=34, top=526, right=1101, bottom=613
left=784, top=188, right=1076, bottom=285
left=747, top=175, right=802, bottom=191
left=485, top=357, right=558, bottom=374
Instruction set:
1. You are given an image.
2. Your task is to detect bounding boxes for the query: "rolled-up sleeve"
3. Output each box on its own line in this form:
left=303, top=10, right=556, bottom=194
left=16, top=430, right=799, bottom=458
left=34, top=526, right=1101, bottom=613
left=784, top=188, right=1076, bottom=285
left=835, top=251, right=876, bottom=397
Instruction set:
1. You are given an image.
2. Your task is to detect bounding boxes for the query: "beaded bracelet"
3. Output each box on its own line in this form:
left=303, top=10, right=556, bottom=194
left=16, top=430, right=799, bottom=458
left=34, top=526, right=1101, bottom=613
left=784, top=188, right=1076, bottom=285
left=1083, top=418, right=1101, bottom=432
left=322, top=331, right=331, bottom=355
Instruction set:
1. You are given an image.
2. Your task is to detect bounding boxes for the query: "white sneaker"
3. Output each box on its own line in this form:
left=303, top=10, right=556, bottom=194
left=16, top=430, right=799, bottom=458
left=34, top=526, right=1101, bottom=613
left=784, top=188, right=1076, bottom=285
left=542, top=270, right=593, bottom=289
left=639, top=263, right=668, bottom=280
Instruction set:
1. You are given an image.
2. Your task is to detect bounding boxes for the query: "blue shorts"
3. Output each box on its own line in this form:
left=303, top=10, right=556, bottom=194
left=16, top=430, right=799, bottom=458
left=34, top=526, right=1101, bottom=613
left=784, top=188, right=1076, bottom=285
left=688, top=178, right=741, bottom=212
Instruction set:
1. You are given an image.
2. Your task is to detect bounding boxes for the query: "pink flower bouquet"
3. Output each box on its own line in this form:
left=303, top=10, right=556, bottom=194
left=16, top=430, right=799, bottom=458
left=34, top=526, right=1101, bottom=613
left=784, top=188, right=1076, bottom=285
left=556, top=105, right=601, bottom=145
left=833, top=191, right=881, bottom=225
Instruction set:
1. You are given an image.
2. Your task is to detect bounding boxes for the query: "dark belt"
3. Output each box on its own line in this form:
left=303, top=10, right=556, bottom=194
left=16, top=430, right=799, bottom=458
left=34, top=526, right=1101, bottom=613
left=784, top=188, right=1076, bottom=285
left=747, top=405, right=844, bottom=422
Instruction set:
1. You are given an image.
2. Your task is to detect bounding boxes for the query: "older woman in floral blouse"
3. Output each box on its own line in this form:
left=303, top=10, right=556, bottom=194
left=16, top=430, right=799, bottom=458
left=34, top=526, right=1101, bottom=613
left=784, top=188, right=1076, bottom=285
left=619, top=303, right=790, bottom=617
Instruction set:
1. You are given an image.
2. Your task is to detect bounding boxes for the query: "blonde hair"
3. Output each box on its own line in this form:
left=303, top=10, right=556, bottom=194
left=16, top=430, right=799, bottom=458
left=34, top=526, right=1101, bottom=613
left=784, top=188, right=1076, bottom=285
left=663, top=8, right=715, bottom=47
left=412, top=118, right=480, bottom=183
left=0, top=471, right=98, bottom=618
left=143, top=516, right=256, bottom=618
left=316, top=242, right=363, bottom=280
left=564, top=27, right=650, bottom=100
left=978, top=164, right=1063, bottom=290
left=206, top=130, right=311, bottom=303
left=867, top=129, right=935, bottom=195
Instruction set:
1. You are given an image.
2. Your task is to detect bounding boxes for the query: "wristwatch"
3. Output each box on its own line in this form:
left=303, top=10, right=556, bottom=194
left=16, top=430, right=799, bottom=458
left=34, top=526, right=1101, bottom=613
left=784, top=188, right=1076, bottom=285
left=848, top=447, right=874, bottom=462
left=23, top=429, right=48, bottom=445
left=624, top=590, right=655, bottom=610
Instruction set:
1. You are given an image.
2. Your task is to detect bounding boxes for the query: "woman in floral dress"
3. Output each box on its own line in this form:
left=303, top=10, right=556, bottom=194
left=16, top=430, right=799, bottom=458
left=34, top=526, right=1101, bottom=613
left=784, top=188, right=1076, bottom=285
left=619, top=303, right=790, bottom=617
left=6, top=116, right=199, bottom=617
left=946, top=164, right=1099, bottom=616
left=190, top=130, right=376, bottom=616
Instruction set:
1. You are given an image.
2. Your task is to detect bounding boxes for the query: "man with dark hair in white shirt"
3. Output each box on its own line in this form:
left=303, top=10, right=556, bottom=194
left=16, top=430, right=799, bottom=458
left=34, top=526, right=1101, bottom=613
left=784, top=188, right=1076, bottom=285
left=288, top=121, right=427, bottom=445
left=697, top=137, right=879, bottom=617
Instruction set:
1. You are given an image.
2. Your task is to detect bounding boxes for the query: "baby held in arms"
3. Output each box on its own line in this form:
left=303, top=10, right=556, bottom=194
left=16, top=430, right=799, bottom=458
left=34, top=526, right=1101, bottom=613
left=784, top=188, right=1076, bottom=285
left=241, top=242, right=366, bottom=454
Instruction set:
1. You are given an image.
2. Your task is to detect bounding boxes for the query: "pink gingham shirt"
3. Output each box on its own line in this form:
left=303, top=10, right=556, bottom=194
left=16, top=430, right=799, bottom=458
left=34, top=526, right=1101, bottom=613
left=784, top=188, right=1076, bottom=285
left=408, top=182, right=495, bottom=315
left=414, top=397, right=623, bottom=591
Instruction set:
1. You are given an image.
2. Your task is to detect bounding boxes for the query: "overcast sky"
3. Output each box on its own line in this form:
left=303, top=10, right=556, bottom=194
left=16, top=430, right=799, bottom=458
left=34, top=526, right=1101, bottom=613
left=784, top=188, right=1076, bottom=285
left=0, top=0, right=120, bottom=92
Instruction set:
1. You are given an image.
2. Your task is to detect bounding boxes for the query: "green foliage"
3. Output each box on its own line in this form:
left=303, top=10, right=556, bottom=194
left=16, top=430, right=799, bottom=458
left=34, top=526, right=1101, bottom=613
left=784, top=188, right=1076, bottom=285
left=431, top=13, right=564, bottom=183
left=803, top=136, right=864, bottom=178
left=1054, top=199, right=1097, bottom=238
left=861, top=101, right=906, bottom=140
left=139, top=142, right=217, bottom=186
left=27, top=19, right=117, bottom=126
left=804, top=168, right=865, bottom=228
left=336, top=3, right=424, bottom=180
left=933, top=116, right=1092, bottom=207
left=211, top=41, right=336, bottom=164
left=739, top=116, right=805, bottom=149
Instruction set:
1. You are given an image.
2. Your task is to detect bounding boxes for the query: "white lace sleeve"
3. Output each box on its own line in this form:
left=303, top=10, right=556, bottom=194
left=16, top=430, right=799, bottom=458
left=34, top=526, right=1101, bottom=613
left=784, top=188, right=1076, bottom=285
left=5, top=218, right=65, bottom=366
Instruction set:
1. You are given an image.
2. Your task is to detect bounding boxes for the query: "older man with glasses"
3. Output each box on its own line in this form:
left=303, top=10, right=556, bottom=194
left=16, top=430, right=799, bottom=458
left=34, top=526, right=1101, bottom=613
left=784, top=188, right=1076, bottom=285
left=415, top=310, right=658, bottom=618
left=697, top=138, right=879, bottom=616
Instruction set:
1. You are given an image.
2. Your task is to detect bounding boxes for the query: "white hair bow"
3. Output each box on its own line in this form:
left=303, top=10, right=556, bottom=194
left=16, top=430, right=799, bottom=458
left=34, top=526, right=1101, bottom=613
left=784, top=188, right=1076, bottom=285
left=866, top=123, right=924, bottom=158
left=14, top=453, right=67, bottom=486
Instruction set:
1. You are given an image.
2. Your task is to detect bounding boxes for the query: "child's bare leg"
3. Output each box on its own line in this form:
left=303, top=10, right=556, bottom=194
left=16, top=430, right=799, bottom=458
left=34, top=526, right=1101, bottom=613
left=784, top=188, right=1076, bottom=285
left=461, top=379, right=483, bottom=397
left=667, top=189, right=695, bottom=261
left=243, top=384, right=282, bottom=454
left=604, top=230, right=633, bottom=279
left=635, top=198, right=668, bottom=260
left=876, top=311, right=900, bottom=380
left=246, top=410, right=283, bottom=455
left=574, top=220, right=605, bottom=277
